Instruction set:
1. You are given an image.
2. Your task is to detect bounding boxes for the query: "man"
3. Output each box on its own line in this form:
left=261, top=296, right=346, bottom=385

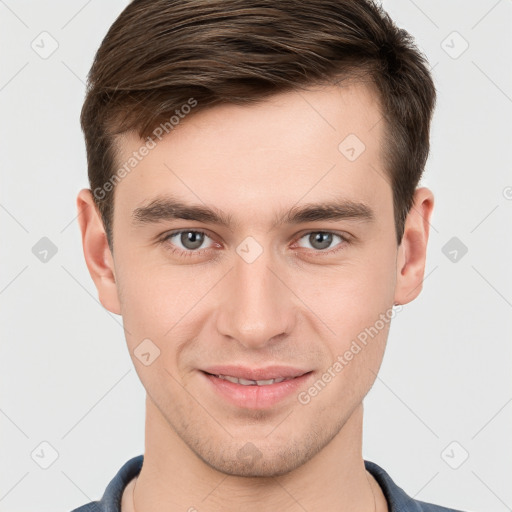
left=72, top=0, right=465, bottom=511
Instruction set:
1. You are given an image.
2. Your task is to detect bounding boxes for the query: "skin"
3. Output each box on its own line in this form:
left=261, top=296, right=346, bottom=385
left=77, top=82, right=434, bottom=512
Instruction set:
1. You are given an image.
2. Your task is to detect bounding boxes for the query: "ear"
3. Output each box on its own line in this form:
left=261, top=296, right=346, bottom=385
left=394, top=187, right=435, bottom=305
left=76, top=188, right=121, bottom=315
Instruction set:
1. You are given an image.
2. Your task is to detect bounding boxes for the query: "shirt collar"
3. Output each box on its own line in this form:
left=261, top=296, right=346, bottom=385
left=97, top=455, right=427, bottom=512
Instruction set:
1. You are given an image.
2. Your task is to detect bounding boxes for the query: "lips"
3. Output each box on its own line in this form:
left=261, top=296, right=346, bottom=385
left=200, top=368, right=314, bottom=409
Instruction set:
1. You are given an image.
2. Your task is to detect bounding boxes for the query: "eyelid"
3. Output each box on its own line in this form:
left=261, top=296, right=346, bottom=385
left=293, top=230, right=349, bottom=252
left=161, top=229, right=217, bottom=249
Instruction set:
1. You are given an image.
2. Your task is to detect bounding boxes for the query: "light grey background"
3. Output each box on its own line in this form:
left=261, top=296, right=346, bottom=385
left=1, top=1, right=511, bottom=511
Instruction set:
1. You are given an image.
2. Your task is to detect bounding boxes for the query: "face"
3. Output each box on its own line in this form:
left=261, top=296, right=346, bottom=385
left=79, top=82, right=430, bottom=478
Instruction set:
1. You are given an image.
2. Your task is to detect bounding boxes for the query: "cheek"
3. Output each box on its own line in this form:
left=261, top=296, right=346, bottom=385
left=116, top=267, right=179, bottom=345
left=297, top=246, right=397, bottom=339
left=304, top=255, right=397, bottom=407
left=116, top=271, right=192, bottom=392
left=115, top=257, right=220, bottom=360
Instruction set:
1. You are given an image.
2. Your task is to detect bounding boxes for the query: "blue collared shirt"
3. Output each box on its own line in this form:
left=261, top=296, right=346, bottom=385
left=70, top=455, right=465, bottom=512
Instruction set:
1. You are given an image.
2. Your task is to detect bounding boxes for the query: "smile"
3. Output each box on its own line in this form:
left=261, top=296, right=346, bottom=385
left=211, top=374, right=295, bottom=386
left=201, top=370, right=314, bottom=409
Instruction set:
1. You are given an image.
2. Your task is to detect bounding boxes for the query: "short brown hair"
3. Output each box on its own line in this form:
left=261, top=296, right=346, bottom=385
left=81, top=0, right=436, bottom=251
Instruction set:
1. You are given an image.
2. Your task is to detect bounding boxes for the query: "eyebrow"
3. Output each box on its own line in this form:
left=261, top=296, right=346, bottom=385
left=131, top=194, right=375, bottom=230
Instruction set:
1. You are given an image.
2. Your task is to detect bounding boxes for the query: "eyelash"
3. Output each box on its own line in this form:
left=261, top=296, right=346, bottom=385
left=160, top=229, right=350, bottom=258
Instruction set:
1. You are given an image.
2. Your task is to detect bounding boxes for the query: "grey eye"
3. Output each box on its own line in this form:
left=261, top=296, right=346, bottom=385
left=309, top=232, right=333, bottom=250
left=179, top=231, right=205, bottom=250
left=297, top=232, right=343, bottom=251
left=165, top=231, right=210, bottom=251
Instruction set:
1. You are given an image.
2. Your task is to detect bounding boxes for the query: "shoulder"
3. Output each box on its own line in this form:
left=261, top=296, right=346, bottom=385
left=69, top=455, right=144, bottom=512
left=70, top=503, right=103, bottom=512
left=364, top=460, right=467, bottom=512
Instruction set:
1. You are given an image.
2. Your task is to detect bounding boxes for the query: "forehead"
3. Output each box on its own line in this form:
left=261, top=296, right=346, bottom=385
left=112, top=82, right=389, bottom=225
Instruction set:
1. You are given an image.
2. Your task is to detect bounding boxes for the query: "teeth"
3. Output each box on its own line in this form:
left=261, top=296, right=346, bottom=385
left=239, top=377, right=258, bottom=385
left=254, top=379, right=274, bottom=385
left=215, top=374, right=292, bottom=386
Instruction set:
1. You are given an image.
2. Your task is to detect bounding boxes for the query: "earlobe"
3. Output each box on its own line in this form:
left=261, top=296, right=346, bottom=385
left=76, top=188, right=121, bottom=315
left=393, top=187, right=435, bottom=305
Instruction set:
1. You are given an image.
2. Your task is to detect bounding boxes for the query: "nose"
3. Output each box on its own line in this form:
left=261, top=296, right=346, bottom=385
left=215, top=247, right=297, bottom=350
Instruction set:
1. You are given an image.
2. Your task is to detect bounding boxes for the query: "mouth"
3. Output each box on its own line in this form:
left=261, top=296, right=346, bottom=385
left=199, top=366, right=314, bottom=409
left=203, top=372, right=297, bottom=386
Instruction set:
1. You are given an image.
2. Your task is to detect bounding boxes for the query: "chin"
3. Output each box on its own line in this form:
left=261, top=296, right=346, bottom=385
left=203, top=454, right=302, bottom=478
left=194, top=436, right=326, bottom=478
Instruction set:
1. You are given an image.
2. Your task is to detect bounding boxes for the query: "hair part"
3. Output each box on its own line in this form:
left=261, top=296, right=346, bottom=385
left=81, top=0, right=436, bottom=252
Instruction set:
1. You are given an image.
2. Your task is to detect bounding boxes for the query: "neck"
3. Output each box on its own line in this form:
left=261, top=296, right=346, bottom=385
left=130, top=397, right=385, bottom=512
